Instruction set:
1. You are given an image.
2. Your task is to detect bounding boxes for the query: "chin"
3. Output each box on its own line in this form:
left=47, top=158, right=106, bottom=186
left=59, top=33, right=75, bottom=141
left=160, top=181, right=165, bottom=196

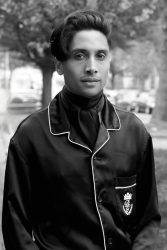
left=79, top=89, right=102, bottom=97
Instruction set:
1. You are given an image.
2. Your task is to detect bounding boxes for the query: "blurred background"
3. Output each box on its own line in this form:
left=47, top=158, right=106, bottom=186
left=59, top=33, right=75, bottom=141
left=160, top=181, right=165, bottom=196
left=0, top=0, right=167, bottom=249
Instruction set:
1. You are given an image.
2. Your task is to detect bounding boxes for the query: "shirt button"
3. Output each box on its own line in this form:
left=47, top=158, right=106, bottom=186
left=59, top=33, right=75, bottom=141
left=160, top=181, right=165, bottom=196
left=108, top=238, right=113, bottom=245
left=98, top=197, right=103, bottom=203
left=93, top=156, right=101, bottom=161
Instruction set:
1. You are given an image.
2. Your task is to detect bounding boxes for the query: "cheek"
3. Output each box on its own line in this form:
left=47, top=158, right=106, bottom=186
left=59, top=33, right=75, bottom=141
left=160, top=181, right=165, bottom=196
left=63, top=69, right=81, bottom=86
left=100, top=66, right=110, bottom=78
left=99, top=61, right=110, bottom=72
left=66, top=63, right=83, bottom=77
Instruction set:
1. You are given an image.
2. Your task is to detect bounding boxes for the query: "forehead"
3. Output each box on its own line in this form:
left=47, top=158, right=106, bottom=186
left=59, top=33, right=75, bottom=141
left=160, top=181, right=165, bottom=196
left=70, top=30, right=110, bottom=51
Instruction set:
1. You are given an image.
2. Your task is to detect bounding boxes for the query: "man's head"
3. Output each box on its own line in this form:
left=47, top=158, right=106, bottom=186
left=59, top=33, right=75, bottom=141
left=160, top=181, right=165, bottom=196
left=50, top=10, right=112, bottom=97
left=50, top=10, right=112, bottom=61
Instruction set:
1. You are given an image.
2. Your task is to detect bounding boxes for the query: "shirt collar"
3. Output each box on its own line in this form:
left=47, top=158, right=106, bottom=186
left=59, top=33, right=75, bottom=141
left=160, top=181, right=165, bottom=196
left=48, top=93, right=121, bottom=135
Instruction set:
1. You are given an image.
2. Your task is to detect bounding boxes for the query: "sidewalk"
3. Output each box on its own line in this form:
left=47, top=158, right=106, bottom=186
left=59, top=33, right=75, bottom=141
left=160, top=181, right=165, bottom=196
left=146, top=123, right=167, bottom=150
left=152, top=137, right=167, bottom=150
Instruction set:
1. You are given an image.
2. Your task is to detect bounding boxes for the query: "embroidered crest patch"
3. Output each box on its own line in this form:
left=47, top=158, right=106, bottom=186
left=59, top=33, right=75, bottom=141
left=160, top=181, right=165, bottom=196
left=123, top=192, right=133, bottom=215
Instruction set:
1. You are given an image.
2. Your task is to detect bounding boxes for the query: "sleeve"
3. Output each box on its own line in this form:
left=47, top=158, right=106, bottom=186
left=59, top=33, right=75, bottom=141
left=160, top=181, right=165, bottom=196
left=2, top=138, right=39, bottom=250
left=132, top=134, right=161, bottom=250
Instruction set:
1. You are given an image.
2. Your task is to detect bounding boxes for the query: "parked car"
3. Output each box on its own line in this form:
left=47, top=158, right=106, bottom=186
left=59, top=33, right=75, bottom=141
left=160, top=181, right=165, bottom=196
left=7, top=90, right=42, bottom=110
left=131, top=91, right=155, bottom=114
left=114, top=89, right=139, bottom=112
left=116, top=101, right=132, bottom=112
left=131, top=101, right=154, bottom=114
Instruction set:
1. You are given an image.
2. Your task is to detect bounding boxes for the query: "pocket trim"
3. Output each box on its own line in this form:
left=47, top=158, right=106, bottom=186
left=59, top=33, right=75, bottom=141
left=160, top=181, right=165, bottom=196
left=115, top=183, right=136, bottom=189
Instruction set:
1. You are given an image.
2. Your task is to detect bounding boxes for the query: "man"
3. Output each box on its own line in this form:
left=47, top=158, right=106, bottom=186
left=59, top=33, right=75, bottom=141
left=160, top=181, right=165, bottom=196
left=2, top=10, right=160, bottom=250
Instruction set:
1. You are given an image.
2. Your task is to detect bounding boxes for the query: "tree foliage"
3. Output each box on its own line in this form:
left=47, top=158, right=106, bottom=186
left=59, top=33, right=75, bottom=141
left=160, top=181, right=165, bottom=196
left=1, top=0, right=167, bottom=122
left=144, top=0, right=167, bottom=122
left=126, top=40, right=157, bottom=89
left=0, top=0, right=87, bottom=106
left=0, top=0, right=87, bottom=65
left=97, top=0, right=167, bottom=122
left=98, top=0, right=159, bottom=43
left=0, top=0, right=159, bottom=67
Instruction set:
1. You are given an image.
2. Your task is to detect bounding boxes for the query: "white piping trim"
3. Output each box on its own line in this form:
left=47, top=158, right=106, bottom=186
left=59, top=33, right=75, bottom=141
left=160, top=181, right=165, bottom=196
left=48, top=103, right=92, bottom=151
left=48, top=101, right=122, bottom=136
left=93, top=130, right=110, bottom=156
left=115, top=183, right=136, bottom=189
left=90, top=130, right=110, bottom=250
left=32, top=231, right=35, bottom=242
left=67, top=133, right=92, bottom=152
left=48, top=101, right=114, bottom=249
left=107, top=105, right=121, bottom=131
left=48, top=102, right=51, bottom=132
left=48, top=102, right=69, bottom=136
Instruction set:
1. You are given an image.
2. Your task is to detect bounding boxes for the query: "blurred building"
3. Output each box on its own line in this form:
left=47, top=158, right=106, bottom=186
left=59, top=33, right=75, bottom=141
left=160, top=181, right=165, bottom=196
left=0, top=47, right=10, bottom=89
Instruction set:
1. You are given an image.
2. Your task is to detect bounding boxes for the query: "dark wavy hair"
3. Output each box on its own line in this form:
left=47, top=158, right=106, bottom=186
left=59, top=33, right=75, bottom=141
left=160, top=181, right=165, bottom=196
left=50, top=10, right=112, bottom=61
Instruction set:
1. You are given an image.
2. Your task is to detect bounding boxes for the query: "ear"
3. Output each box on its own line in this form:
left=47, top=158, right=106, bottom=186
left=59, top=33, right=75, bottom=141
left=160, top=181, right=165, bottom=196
left=56, top=61, right=63, bottom=75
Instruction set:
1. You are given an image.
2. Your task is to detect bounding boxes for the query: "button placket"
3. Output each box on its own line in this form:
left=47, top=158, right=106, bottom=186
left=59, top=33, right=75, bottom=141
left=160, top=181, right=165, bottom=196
left=98, top=197, right=103, bottom=204
left=91, top=154, right=106, bottom=250
left=93, top=155, right=101, bottom=161
left=108, top=237, right=113, bottom=247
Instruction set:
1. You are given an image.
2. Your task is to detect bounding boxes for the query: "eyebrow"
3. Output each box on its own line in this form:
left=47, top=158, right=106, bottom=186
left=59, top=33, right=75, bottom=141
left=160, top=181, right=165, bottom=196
left=71, top=49, right=109, bottom=54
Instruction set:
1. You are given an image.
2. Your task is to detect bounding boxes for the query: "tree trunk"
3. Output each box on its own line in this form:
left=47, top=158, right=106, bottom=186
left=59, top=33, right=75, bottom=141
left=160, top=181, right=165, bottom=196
left=151, top=54, right=167, bottom=122
left=41, top=66, right=55, bottom=108
left=150, top=16, right=167, bottom=122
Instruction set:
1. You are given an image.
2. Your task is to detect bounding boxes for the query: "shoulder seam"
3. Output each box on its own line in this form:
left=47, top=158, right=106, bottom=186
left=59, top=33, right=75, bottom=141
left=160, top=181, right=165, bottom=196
left=11, top=137, right=32, bottom=168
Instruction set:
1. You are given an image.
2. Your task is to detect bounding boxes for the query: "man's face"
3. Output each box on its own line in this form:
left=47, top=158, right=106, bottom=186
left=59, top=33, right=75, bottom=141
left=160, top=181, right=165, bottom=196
left=58, top=30, right=111, bottom=97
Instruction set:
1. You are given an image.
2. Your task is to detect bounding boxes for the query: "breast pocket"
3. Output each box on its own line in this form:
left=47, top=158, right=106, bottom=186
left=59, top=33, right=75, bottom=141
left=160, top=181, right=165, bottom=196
left=114, top=175, right=137, bottom=227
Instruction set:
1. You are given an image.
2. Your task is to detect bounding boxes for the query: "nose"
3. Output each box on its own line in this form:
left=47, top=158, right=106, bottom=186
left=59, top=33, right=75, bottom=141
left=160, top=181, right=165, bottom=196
left=85, top=58, right=98, bottom=74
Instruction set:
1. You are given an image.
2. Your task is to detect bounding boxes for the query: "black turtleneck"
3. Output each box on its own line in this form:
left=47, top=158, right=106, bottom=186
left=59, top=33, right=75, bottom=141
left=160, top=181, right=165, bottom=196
left=60, top=86, right=105, bottom=150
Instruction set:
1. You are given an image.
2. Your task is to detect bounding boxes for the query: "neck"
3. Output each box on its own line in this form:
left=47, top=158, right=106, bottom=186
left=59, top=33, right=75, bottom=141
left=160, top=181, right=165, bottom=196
left=62, top=86, right=104, bottom=109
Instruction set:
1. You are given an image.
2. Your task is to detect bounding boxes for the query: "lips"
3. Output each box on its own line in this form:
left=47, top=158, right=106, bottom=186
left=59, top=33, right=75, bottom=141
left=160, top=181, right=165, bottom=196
left=81, top=77, right=100, bottom=82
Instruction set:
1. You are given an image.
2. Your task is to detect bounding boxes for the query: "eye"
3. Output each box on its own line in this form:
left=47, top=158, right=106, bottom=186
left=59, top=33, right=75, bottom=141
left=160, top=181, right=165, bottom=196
left=96, top=52, right=106, bottom=60
left=73, top=52, right=85, bottom=60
